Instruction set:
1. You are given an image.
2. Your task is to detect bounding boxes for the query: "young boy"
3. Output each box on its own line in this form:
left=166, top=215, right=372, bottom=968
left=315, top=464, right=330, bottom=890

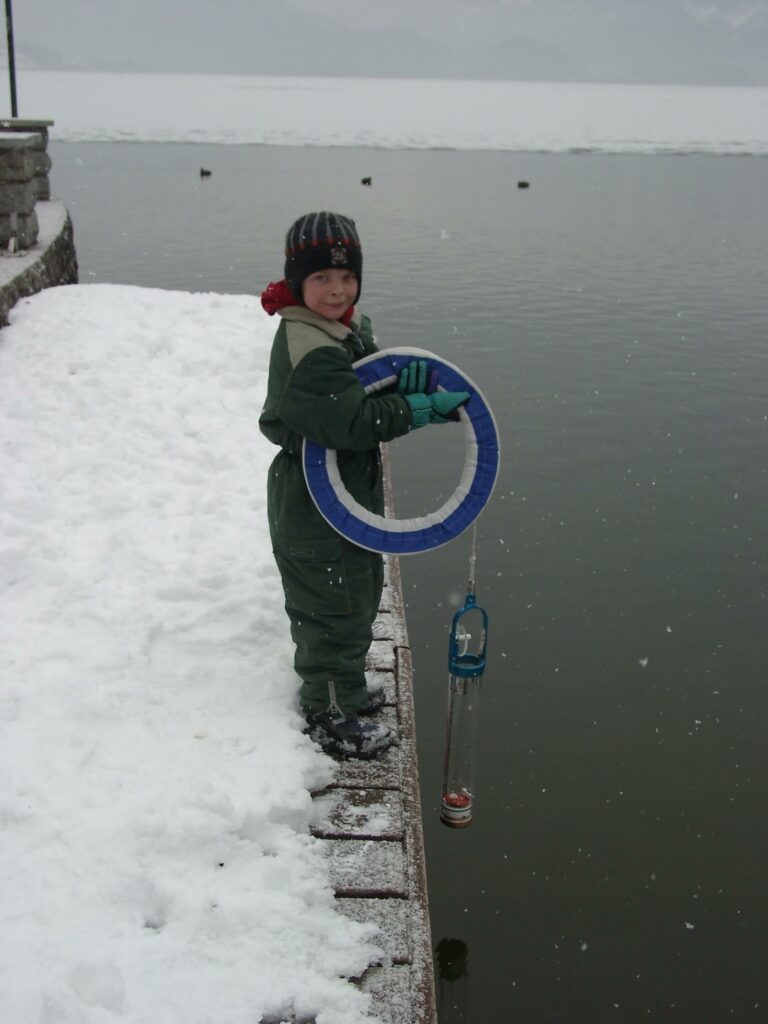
left=259, top=211, right=468, bottom=758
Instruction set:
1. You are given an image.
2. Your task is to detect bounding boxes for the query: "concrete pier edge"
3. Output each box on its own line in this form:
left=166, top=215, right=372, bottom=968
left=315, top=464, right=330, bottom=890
left=305, top=462, right=438, bottom=1024
left=0, top=199, right=78, bottom=325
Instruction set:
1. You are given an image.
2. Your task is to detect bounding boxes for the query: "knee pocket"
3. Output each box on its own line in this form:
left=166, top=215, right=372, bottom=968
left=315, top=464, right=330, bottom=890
left=274, top=534, right=373, bottom=617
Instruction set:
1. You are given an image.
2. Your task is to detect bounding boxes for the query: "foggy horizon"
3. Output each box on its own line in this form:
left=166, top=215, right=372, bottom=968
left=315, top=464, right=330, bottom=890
left=5, top=0, right=768, bottom=88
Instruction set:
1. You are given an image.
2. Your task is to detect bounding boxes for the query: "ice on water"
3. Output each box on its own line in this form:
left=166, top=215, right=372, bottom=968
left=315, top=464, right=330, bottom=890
left=19, top=69, right=768, bottom=155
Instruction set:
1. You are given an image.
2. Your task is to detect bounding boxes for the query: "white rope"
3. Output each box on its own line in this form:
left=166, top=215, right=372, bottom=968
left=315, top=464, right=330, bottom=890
left=467, top=521, right=478, bottom=597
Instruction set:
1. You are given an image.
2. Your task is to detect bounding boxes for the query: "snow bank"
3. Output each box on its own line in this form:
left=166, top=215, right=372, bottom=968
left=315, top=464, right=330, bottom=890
left=0, top=284, right=383, bottom=1023
left=18, top=69, right=768, bottom=155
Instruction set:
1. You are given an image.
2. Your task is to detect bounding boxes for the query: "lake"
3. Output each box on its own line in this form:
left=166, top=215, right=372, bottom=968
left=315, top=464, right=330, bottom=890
left=50, top=140, right=768, bottom=1023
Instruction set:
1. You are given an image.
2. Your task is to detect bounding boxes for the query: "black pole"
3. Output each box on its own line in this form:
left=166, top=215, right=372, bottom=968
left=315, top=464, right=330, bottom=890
left=5, top=0, right=18, bottom=117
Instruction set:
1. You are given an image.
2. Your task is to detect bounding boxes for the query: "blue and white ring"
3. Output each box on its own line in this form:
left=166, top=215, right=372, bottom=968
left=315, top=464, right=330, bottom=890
left=302, top=347, right=500, bottom=555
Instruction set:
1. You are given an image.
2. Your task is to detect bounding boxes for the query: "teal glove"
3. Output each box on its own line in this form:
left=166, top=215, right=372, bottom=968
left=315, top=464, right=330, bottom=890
left=405, top=391, right=470, bottom=428
left=397, top=360, right=428, bottom=395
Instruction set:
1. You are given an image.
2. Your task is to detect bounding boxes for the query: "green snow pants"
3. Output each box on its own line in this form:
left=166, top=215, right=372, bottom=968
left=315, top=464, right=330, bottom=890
left=267, top=447, right=385, bottom=716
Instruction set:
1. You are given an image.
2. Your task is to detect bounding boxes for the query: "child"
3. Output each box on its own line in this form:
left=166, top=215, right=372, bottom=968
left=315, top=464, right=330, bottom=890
left=259, top=211, right=469, bottom=758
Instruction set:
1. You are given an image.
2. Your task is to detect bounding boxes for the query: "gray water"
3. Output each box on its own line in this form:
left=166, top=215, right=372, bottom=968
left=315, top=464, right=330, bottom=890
left=51, top=142, right=768, bottom=1022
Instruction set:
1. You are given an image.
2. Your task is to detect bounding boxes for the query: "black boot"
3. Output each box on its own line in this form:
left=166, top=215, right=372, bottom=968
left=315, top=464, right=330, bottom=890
left=305, top=709, right=396, bottom=760
left=359, top=679, right=386, bottom=715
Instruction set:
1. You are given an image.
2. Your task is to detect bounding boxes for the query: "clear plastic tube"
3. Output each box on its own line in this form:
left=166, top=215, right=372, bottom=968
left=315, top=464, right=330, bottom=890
left=441, top=595, right=487, bottom=829
left=440, top=674, right=482, bottom=828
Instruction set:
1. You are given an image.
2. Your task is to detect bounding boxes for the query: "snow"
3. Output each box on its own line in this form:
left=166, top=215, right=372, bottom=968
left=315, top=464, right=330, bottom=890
left=0, top=284, right=385, bottom=1024
left=16, top=69, right=768, bottom=155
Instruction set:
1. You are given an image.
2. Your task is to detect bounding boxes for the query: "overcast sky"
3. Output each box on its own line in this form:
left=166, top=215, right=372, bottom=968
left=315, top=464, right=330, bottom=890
left=8, top=0, right=768, bottom=86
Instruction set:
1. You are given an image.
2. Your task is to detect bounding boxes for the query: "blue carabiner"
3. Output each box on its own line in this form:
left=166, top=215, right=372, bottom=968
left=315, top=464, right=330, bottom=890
left=448, top=592, right=488, bottom=678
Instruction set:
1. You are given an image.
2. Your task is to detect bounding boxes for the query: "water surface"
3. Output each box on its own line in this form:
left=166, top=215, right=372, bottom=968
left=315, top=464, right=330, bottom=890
left=51, top=142, right=768, bottom=1022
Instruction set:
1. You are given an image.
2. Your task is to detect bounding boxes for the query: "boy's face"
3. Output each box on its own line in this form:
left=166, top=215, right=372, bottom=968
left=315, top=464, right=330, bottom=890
left=301, top=269, right=358, bottom=320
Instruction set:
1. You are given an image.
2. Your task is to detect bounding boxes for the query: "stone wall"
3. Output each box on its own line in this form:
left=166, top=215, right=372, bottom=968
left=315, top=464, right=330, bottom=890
left=0, top=202, right=78, bottom=326
left=0, top=132, right=41, bottom=249
left=0, top=118, right=53, bottom=199
left=0, top=119, right=78, bottom=326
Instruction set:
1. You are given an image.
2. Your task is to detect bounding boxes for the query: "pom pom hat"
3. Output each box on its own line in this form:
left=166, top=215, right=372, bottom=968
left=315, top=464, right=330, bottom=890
left=284, top=211, right=363, bottom=303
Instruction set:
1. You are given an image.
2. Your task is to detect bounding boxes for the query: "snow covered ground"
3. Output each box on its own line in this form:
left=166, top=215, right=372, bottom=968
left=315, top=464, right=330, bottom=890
left=16, top=69, right=768, bottom=155
left=0, top=284, right=384, bottom=1023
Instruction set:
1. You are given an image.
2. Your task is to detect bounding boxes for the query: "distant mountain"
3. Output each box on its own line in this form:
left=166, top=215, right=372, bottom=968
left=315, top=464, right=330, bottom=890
left=6, top=2, right=450, bottom=77
left=465, top=0, right=768, bottom=85
left=7, top=0, right=768, bottom=85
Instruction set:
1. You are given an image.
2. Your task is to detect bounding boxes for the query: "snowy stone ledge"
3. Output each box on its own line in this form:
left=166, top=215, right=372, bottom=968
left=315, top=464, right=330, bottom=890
left=0, top=284, right=434, bottom=1024
left=0, top=198, right=78, bottom=325
left=309, top=551, right=436, bottom=1024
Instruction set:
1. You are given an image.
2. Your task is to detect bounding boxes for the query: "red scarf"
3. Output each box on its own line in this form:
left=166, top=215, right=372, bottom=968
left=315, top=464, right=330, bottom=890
left=260, top=278, right=355, bottom=327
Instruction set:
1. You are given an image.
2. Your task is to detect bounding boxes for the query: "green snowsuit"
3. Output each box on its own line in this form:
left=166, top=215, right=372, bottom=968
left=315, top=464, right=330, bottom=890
left=259, top=305, right=414, bottom=715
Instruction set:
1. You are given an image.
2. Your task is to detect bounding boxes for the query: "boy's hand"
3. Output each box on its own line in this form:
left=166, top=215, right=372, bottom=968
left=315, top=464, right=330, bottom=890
left=397, top=360, right=429, bottom=394
left=405, top=391, right=470, bottom=428
left=428, top=391, right=471, bottom=423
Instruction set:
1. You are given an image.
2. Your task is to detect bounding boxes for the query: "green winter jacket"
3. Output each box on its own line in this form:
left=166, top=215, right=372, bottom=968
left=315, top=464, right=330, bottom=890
left=259, top=305, right=414, bottom=541
left=259, top=304, right=414, bottom=707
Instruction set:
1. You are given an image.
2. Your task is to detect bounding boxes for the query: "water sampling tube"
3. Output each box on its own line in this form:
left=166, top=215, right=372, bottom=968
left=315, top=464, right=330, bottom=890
left=440, top=589, right=488, bottom=828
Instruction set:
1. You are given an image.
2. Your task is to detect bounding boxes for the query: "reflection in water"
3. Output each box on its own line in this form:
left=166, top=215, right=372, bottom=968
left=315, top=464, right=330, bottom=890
left=436, top=937, right=469, bottom=1022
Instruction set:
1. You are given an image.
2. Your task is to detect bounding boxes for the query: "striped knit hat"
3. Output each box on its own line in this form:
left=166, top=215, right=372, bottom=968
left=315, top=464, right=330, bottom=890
left=284, top=211, right=363, bottom=303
